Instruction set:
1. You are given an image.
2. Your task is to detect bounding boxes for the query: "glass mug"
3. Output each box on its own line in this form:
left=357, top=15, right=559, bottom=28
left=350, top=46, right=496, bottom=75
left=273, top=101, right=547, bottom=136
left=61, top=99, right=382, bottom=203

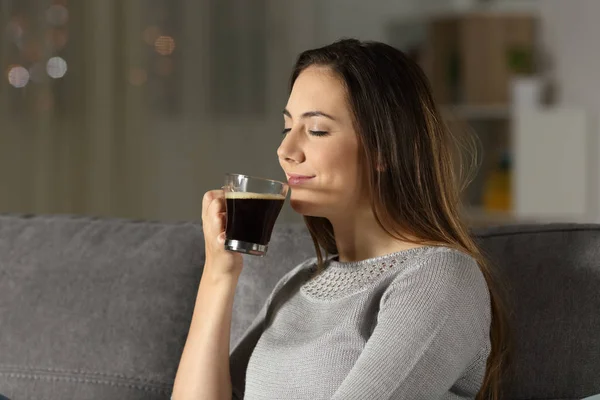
left=223, top=173, right=289, bottom=256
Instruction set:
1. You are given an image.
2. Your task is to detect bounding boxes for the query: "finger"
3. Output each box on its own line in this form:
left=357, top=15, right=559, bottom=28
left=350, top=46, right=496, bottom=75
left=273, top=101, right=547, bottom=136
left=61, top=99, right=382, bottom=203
left=211, top=212, right=223, bottom=235
left=202, top=191, right=214, bottom=221
left=207, top=195, right=226, bottom=217
left=217, top=231, right=226, bottom=245
left=219, top=212, right=227, bottom=234
left=206, top=209, right=227, bottom=240
left=202, top=190, right=225, bottom=220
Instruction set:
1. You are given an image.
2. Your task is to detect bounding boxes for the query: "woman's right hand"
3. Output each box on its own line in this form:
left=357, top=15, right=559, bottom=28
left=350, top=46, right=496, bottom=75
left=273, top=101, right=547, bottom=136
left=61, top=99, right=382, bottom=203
left=201, top=189, right=244, bottom=279
left=173, top=190, right=242, bottom=400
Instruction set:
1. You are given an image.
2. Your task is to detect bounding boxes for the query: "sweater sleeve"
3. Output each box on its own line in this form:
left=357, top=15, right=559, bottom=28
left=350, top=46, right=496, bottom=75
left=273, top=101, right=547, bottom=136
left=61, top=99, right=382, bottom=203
left=229, top=295, right=271, bottom=400
left=229, top=258, right=316, bottom=400
left=330, top=250, right=491, bottom=400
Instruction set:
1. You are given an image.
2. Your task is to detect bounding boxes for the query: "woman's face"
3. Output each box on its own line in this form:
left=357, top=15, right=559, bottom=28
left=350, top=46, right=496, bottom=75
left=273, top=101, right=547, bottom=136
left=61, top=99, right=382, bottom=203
left=278, top=66, right=367, bottom=218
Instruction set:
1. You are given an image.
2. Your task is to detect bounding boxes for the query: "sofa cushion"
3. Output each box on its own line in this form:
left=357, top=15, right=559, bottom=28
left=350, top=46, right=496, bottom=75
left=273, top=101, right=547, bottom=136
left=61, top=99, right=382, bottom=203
left=0, top=214, right=205, bottom=400
left=473, top=223, right=600, bottom=400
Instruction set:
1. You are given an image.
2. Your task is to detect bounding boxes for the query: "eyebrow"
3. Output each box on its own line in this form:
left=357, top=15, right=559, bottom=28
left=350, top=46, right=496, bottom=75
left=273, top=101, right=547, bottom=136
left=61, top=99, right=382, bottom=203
left=283, top=109, right=337, bottom=121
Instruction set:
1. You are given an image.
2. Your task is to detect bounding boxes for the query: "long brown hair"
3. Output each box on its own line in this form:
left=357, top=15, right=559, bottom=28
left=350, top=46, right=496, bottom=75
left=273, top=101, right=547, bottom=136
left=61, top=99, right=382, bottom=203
left=290, top=39, right=510, bottom=399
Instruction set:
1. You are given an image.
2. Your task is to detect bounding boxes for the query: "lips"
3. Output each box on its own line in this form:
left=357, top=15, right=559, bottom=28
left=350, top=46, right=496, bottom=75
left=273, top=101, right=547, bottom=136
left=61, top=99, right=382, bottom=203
left=287, top=174, right=315, bottom=185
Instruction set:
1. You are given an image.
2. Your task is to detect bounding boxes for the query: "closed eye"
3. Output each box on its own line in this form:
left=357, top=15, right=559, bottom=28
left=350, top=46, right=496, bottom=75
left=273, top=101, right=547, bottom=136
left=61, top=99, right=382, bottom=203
left=281, top=128, right=329, bottom=137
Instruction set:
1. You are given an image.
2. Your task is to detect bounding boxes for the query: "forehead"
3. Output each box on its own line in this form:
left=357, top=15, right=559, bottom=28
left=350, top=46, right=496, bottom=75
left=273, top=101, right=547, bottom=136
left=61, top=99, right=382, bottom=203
left=286, top=66, right=349, bottom=116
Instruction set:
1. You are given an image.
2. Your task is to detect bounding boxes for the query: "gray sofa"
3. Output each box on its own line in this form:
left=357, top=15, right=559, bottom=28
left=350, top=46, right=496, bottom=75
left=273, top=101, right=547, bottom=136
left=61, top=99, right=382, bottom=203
left=0, top=214, right=599, bottom=400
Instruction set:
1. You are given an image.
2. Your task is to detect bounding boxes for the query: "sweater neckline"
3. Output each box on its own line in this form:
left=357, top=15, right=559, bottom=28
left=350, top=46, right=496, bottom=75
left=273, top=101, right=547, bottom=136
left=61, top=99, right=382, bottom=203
left=327, top=245, right=436, bottom=268
left=301, top=245, right=439, bottom=300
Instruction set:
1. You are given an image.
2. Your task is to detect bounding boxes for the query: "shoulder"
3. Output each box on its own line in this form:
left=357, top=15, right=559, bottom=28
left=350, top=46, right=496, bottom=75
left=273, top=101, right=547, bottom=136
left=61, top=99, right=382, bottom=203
left=383, top=246, right=491, bottom=317
left=425, top=246, right=488, bottom=293
left=390, top=246, right=486, bottom=291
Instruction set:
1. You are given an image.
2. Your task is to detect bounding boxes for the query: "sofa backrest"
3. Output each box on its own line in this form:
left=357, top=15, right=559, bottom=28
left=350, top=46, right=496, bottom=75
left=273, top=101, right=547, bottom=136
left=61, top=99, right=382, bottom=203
left=473, top=224, right=600, bottom=400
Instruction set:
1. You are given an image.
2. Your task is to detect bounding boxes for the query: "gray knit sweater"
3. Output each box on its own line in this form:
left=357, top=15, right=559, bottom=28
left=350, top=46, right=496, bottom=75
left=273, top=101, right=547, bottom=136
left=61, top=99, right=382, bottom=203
left=229, top=245, right=491, bottom=400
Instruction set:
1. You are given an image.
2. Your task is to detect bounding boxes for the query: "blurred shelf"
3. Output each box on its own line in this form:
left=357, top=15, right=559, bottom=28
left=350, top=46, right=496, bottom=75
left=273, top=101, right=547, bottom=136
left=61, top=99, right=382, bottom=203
left=441, top=104, right=511, bottom=120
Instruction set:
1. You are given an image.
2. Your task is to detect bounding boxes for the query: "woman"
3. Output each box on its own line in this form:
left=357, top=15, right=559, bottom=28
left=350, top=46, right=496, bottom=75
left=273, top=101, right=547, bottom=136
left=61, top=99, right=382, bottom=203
left=172, top=39, right=509, bottom=400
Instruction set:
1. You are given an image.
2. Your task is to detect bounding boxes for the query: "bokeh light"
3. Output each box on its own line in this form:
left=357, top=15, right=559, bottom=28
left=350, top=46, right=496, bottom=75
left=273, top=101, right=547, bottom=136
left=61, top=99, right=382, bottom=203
left=128, top=68, right=147, bottom=86
left=46, top=57, right=68, bottom=78
left=46, top=5, right=69, bottom=26
left=143, top=26, right=161, bottom=46
left=154, top=36, right=175, bottom=56
left=7, top=65, right=30, bottom=88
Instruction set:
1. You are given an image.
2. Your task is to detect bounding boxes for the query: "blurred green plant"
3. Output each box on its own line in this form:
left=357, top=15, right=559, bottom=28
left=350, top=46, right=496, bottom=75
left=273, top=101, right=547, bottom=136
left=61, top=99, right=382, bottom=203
left=507, top=46, right=534, bottom=75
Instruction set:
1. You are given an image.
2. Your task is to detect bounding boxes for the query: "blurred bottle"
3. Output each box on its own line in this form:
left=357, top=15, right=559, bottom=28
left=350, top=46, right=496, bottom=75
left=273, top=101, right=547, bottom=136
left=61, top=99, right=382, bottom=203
left=483, top=150, right=512, bottom=212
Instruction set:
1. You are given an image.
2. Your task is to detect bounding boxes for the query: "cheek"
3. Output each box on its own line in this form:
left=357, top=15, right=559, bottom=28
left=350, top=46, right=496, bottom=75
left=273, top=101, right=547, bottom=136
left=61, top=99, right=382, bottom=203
left=327, top=142, right=361, bottom=185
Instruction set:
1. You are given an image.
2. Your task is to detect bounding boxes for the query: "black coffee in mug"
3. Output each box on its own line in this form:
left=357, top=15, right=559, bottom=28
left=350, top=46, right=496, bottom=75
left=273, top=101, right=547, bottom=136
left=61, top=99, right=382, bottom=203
left=225, top=192, right=285, bottom=246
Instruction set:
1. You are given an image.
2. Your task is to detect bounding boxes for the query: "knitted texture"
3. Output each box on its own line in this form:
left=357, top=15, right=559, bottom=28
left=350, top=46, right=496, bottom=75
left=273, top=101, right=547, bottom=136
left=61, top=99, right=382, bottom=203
left=302, top=250, right=413, bottom=300
left=230, top=246, right=492, bottom=400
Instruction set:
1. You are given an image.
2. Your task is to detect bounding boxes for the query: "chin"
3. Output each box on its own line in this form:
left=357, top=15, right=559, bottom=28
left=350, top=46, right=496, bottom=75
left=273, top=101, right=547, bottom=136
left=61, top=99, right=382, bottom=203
left=289, top=196, right=330, bottom=219
left=289, top=196, right=315, bottom=216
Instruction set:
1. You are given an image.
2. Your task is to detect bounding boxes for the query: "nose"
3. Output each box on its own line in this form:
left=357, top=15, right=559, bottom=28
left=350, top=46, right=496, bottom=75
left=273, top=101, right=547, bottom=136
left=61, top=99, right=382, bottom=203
left=277, top=130, right=305, bottom=165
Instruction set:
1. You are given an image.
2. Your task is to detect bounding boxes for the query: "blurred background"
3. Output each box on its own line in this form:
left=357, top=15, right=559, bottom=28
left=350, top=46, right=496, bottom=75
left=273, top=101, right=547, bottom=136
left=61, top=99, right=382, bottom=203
left=0, top=0, right=598, bottom=227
